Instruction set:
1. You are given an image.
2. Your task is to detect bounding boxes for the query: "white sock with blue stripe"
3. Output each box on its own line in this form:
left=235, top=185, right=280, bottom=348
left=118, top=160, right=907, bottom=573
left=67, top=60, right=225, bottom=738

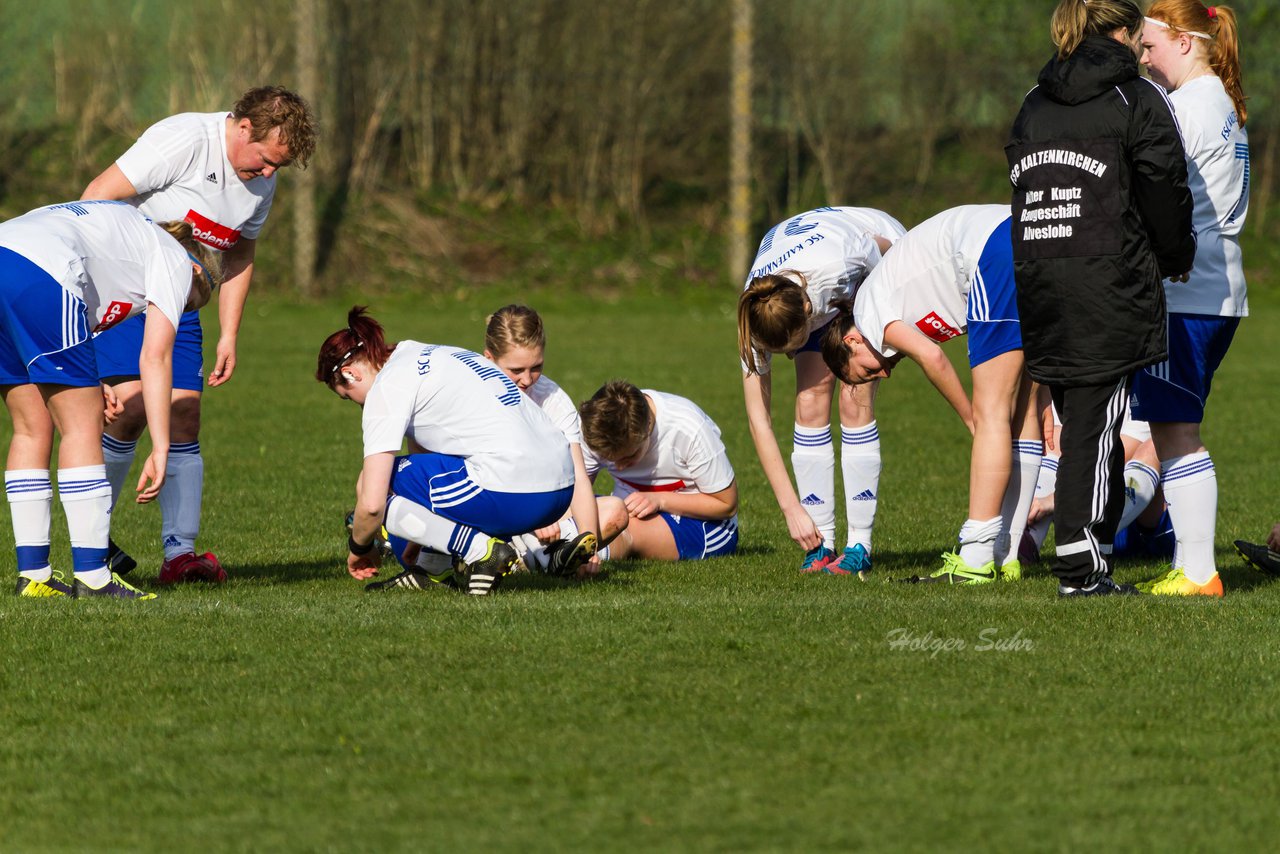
left=58, top=465, right=111, bottom=586
left=384, top=495, right=484, bottom=563
left=6, top=469, right=53, bottom=582
left=101, top=434, right=137, bottom=510
left=1161, top=452, right=1217, bottom=584
left=840, top=422, right=880, bottom=553
left=159, top=442, right=203, bottom=559
left=1028, top=453, right=1058, bottom=550
left=995, top=440, right=1044, bottom=566
left=1118, top=460, right=1160, bottom=531
left=792, top=423, right=835, bottom=550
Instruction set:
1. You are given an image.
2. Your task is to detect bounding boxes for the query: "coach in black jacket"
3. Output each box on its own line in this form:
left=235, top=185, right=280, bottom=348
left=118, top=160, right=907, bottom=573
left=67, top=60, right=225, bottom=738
left=1006, top=0, right=1195, bottom=596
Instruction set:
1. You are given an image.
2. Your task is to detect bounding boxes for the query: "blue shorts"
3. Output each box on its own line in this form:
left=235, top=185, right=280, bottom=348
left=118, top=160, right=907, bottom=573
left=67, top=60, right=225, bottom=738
left=660, top=512, right=739, bottom=560
left=798, top=318, right=835, bottom=354
left=0, top=247, right=97, bottom=387
left=966, top=218, right=1022, bottom=368
left=95, top=309, right=204, bottom=391
left=389, top=453, right=573, bottom=541
left=1130, top=313, right=1238, bottom=424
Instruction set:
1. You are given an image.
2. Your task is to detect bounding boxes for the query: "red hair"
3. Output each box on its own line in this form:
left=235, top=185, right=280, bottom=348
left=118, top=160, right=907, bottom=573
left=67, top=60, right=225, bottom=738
left=1146, top=0, right=1246, bottom=125
left=315, top=305, right=395, bottom=389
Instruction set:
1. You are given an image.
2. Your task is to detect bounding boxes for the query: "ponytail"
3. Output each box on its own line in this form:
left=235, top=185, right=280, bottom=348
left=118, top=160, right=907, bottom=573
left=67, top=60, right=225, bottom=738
left=1050, top=0, right=1143, bottom=60
left=736, top=272, right=810, bottom=375
left=157, top=220, right=224, bottom=312
left=316, top=305, right=395, bottom=388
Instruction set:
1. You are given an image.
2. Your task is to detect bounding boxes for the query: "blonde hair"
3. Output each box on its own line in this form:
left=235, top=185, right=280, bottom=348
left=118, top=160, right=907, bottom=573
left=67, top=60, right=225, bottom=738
left=484, top=304, right=546, bottom=358
left=578, top=380, right=653, bottom=461
left=157, top=220, right=223, bottom=312
left=736, top=272, right=810, bottom=375
left=1050, top=0, right=1143, bottom=59
left=1146, top=0, right=1246, bottom=125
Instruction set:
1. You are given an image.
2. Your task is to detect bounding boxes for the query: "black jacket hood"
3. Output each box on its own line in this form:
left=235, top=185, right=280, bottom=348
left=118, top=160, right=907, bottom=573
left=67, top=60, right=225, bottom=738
left=1038, top=36, right=1139, bottom=106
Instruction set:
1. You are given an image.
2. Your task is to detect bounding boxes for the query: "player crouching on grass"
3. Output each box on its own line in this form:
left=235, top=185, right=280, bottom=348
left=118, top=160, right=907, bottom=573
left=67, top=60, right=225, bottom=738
left=820, top=205, right=1042, bottom=585
left=317, top=306, right=577, bottom=596
left=577, top=381, right=738, bottom=562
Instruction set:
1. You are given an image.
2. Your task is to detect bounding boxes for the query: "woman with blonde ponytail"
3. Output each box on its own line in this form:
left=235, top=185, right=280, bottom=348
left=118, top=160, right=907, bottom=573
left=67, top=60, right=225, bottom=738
left=0, top=200, right=219, bottom=600
left=737, top=207, right=905, bottom=578
left=1128, top=1, right=1250, bottom=596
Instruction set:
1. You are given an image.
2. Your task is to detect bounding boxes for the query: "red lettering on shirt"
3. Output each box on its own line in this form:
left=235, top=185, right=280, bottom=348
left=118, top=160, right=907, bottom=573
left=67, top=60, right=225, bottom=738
left=915, top=311, right=961, bottom=342
left=185, top=210, right=241, bottom=251
left=93, top=301, right=134, bottom=333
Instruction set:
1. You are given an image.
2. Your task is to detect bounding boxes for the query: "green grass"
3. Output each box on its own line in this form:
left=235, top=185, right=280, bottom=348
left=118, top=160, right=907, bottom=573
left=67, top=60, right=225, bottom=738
left=2, top=285, right=1280, bottom=851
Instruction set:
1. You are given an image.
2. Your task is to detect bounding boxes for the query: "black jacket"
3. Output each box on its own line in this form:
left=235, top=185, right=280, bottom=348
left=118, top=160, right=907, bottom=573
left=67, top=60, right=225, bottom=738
left=1006, top=36, right=1195, bottom=386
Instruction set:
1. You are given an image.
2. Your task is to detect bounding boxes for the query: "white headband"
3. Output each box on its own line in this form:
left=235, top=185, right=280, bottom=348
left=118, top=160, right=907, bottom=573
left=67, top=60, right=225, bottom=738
left=1144, top=16, right=1212, bottom=40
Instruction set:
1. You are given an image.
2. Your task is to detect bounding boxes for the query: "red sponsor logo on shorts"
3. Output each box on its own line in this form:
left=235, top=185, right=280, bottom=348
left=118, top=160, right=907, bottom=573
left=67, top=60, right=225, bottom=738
left=185, top=210, right=241, bottom=250
left=915, top=311, right=961, bottom=342
left=93, top=300, right=134, bottom=333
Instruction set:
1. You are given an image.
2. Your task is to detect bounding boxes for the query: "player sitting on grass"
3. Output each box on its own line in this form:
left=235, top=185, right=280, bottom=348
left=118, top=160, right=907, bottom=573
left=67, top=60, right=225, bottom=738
left=738, top=207, right=905, bottom=579
left=317, top=306, right=576, bottom=596
left=482, top=304, right=608, bottom=577
left=820, top=204, right=1042, bottom=585
left=577, top=380, right=738, bottom=562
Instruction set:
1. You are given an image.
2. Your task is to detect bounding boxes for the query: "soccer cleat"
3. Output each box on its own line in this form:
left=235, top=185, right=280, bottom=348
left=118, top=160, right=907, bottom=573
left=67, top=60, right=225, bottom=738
left=157, top=552, right=226, bottom=585
left=15, top=572, right=73, bottom=598
left=1136, top=567, right=1223, bottom=597
left=543, top=532, right=598, bottom=577
left=463, top=538, right=519, bottom=596
left=799, top=545, right=837, bottom=573
left=195, top=552, right=229, bottom=583
left=927, top=551, right=997, bottom=585
left=1235, top=540, right=1280, bottom=577
left=365, top=566, right=458, bottom=591
left=1000, top=559, right=1022, bottom=582
left=106, top=538, right=138, bottom=576
left=825, top=544, right=872, bottom=579
left=73, top=573, right=157, bottom=600
left=1057, top=575, right=1140, bottom=598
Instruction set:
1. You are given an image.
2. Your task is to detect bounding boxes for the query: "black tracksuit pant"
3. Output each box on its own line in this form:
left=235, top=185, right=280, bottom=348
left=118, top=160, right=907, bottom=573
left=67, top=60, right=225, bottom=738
left=1049, top=375, right=1131, bottom=587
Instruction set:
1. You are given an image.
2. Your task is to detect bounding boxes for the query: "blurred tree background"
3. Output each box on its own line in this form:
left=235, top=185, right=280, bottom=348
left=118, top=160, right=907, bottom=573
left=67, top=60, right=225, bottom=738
left=0, top=0, right=1276, bottom=296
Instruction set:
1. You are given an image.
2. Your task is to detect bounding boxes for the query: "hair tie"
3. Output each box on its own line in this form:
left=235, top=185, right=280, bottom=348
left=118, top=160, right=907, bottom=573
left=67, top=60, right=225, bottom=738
left=1206, top=6, right=1217, bottom=18
left=186, top=251, right=215, bottom=292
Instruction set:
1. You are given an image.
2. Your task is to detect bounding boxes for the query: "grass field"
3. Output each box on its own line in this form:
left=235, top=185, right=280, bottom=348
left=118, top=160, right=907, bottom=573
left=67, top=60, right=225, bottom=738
left=2, top=284, right=1279, bottom=851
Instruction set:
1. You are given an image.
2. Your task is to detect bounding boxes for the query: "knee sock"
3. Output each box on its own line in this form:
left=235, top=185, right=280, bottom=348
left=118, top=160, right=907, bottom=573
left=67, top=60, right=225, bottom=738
left=840, top=422, right=881, bottom=553
left=101, top=435, right=137, bottom=511
left=384, top=495, right=487, bottom=563
left=1161, top=452, right=1217, bottom=584
left=1118, top=460, right=1160, bottom=532
left=959, top=517, right=1002, bottom=568
left=159, top=442, right=203, bottom=559
left=995, top=441, right=1044, bottom=565
left=1029, top=453, right=1059, bottom=550
left=6, top=469, right=52, bottom=582
left=58, top=466, right=111, bottom=587
left=792, top=423, right=835, bottom=550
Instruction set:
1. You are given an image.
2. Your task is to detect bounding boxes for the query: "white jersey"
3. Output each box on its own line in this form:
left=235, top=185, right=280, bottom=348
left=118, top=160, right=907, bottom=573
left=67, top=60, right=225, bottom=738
left=582, top=390, right=735, bottom=499
left=1165, top=76, right=1248, bottom=317
left=116, top=111, right=275, bottom=251
left=526, top=374, right=582, bottom=446
left=854, top=204, right=1010, bottom=358
left=743, top=207, right=907, bottom=375
left=0, top=201, right=190, bottom=334
left=362, top=342, right=574, bottom=493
